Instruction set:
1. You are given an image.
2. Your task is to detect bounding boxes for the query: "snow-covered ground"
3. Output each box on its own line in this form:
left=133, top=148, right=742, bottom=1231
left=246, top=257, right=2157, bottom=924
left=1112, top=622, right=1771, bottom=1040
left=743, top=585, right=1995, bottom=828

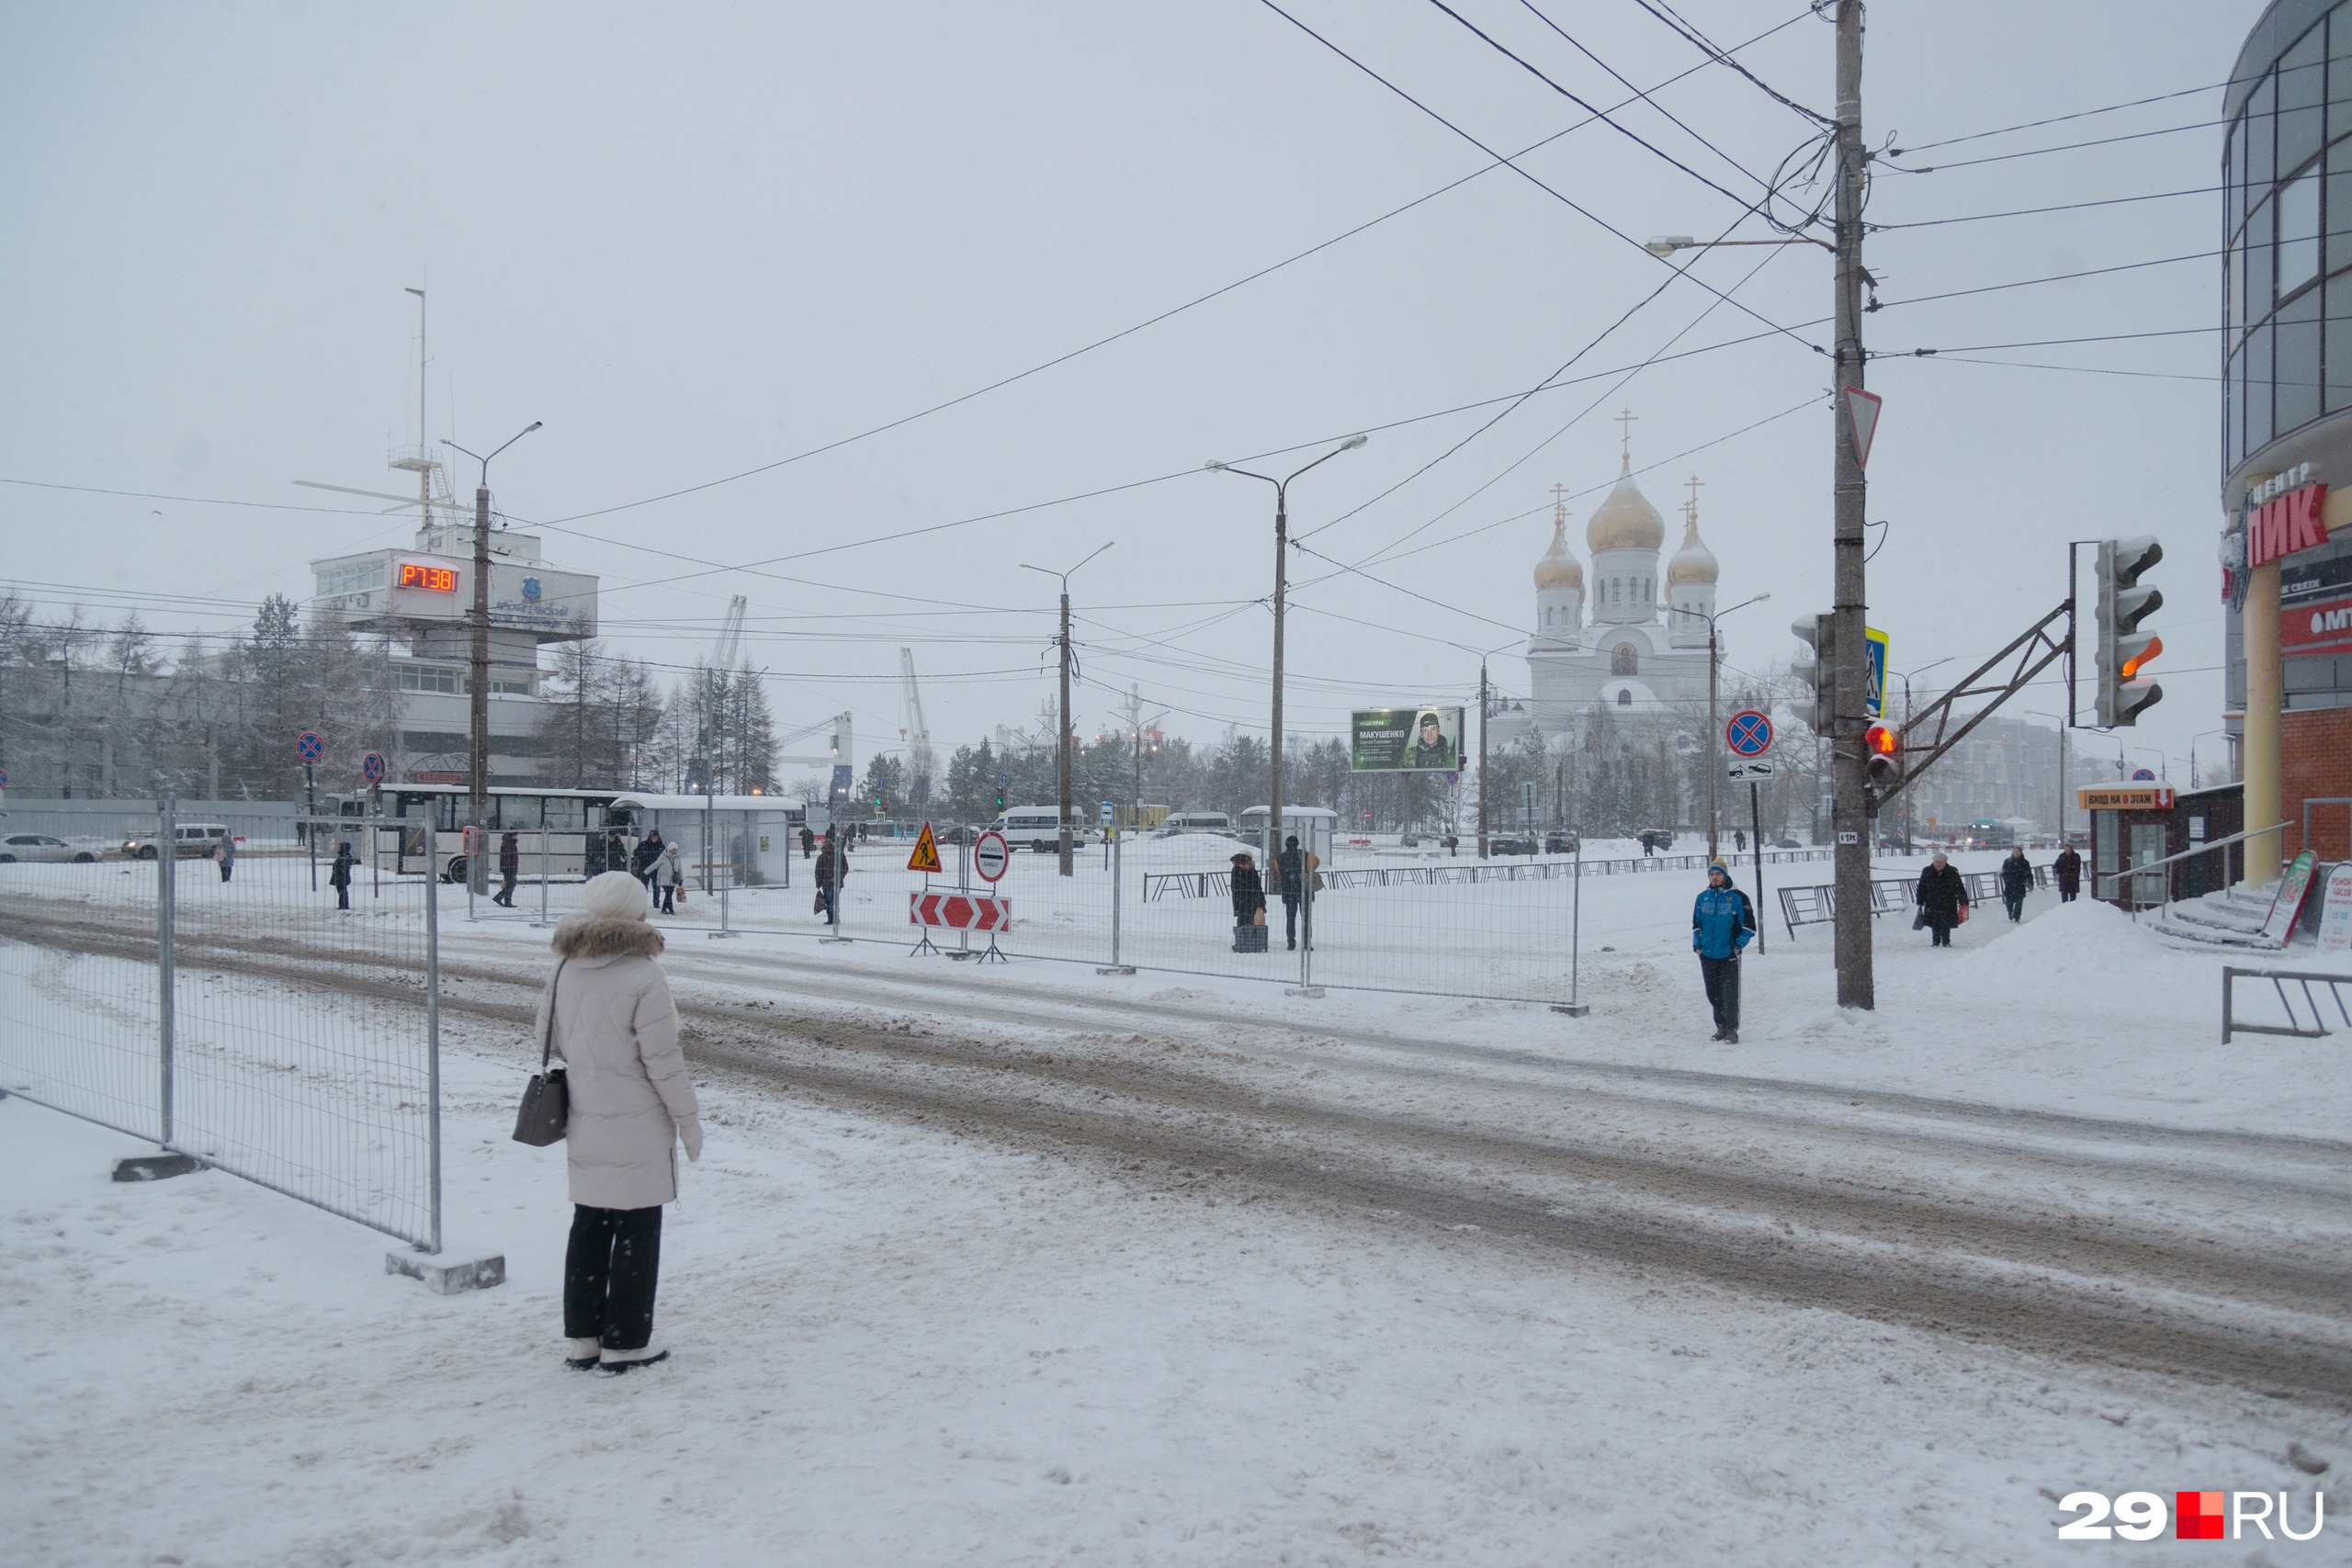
left=6, top=849, right=2348, bottom=1563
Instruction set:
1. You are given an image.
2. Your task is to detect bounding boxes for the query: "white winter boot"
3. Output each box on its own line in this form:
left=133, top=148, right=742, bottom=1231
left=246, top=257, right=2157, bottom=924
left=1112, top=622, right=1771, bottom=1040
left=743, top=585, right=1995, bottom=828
left=565, top=1337, right=602, bottom=1370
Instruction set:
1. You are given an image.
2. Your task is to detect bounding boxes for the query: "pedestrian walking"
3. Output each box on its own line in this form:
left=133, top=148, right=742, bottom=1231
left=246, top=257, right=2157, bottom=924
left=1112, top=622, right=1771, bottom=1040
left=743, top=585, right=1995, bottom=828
left=652, top=839, right=683, bottom=914
left=213, top=829, right=236, bottom=883
left=1916, top=852, right=1970, bottom=947
left=800, top=825, right=815, bottom=861
left=1998, top=845, right=2032, bottom=922
left=2052, top=842, right=2084, bottom=903
left=813, top=829, right=847, bottom=923
left=1443, top=834, right=1458, bottom=858
left=1228, top=851, right=1267, bottom=952
left=328, top=841, right=354, bottom=911
left=1690, top=859, right=1755, bottom=1043
left=494, top=830, right=520, bottom=908
left=1275, top=834, right=1306, bottom=951
left=1734, top=829, right=1747, bottom=853
left=538, top=871, right=702, bottom=1373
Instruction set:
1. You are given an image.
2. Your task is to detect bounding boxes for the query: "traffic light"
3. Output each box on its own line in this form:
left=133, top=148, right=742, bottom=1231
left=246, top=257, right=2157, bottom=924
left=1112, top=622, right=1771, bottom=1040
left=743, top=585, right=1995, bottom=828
left=2095, top=536, right=2165, bottom=727
left=1861, top=722, right=1902, bottom=792
left=1792, top=614, right=1837, bottom=731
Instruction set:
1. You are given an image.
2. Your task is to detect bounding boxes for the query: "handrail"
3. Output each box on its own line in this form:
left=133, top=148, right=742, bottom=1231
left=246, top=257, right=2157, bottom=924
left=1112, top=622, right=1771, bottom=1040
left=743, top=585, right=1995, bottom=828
left=2221, top=964, right=2352, bottom=1043
left=2109, top=821, right=2289, bottom=917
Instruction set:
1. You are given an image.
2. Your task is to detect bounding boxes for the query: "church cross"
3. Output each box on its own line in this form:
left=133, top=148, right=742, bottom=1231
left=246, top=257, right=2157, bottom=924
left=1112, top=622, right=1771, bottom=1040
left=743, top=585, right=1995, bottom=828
left=1614, top=409, right=1638, bottom=465
left=1684, top=473, right=1703, bottom=522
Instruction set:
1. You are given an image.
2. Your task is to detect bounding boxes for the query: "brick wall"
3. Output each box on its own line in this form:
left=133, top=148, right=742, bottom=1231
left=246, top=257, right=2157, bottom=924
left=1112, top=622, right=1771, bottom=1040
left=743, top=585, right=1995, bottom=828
left=2283, top=706, right=2352, bottom=857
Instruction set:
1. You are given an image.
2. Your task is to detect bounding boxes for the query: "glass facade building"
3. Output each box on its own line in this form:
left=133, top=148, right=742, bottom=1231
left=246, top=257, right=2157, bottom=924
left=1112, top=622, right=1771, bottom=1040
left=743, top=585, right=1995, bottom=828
left=2226, top=0, right=2352, bottom=488
left=2227, top=1, right=2352, bottom=738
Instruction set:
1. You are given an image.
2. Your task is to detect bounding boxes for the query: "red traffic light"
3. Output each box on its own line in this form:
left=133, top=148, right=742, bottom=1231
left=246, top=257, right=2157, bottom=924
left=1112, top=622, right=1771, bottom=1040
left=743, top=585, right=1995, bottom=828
left=1863, top=724, right=1897, bottom=755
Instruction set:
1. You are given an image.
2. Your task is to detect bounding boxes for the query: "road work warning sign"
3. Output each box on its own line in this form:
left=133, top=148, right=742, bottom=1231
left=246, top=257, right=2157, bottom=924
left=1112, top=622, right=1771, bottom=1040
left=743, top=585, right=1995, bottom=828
left=907, top=822, right=944, bottom=874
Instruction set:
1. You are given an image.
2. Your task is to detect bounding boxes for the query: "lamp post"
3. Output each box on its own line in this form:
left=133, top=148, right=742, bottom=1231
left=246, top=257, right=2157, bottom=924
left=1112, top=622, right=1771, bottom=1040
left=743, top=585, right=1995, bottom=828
left=1668, top=592, right=1770, bottom=860
left=2132, top=745, right=2170, bottom=784
left=1206, top=434, right=1367, bottom=864
left=1894, top=656, right=1955, bottom=853
left=441, top=422, right=541, bottom=895
left=1020, top=542, right=1114, bottom=876
left=2188, top=728, right=2226, bottom=790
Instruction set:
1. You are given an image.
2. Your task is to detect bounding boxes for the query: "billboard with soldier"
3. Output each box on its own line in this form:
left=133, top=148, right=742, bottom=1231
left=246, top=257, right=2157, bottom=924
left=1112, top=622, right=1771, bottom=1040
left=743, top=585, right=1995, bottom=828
left=1351, top=706, right=1464, bottom=772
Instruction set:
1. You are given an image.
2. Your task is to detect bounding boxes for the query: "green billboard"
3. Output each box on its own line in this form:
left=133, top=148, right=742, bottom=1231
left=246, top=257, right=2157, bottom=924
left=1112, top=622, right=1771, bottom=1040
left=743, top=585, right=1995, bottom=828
left=1351, top=706, right=1464, bottom=772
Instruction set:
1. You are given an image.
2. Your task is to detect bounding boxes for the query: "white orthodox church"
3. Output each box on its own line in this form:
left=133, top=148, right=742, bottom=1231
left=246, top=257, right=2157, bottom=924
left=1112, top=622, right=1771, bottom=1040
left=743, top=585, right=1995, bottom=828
left=1488, top=420, right=1724, bottom=750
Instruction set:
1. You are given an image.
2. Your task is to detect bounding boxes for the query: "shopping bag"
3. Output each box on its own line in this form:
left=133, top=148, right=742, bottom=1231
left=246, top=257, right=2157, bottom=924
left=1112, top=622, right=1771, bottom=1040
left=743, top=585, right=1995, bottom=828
left=1912, top=908, right=1927, bottom=931
left=1958, top=903, right=1972, bottom=925
left=1251, top=907, right=1267, bottom=926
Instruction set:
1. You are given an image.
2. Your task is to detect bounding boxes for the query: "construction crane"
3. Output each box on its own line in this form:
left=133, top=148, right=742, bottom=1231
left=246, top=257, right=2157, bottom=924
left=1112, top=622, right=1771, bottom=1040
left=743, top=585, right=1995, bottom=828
left=899, top=648, right=933, bottom=807
left=775, top=710, right=854, bottom=820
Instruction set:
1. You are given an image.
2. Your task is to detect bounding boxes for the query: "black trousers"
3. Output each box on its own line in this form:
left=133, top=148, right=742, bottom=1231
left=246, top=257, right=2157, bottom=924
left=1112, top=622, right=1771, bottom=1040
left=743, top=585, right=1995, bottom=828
left=658, top=884, right=675, bottom=913
left=2003, top=893, right=2025, bottom=920
left=334, top=884, right=349, bottom=909
left=1699, top=954, right=1740, bottom=1032
left=2058, top=888, right=2078, bottom=903
left=1927, top=916, right=1956, bottom=946
left=1283, top=897, right=1300, bottom=947
left=566, top=1203, right=662, bottom=1349
left=496, top=872, right=515, bottom=906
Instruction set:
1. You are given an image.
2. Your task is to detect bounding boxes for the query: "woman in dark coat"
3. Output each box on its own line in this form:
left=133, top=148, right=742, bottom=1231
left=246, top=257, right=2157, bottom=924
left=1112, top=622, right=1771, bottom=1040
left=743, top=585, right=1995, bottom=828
left=495, top=830, right=521, bottom=908
left=328, top=841, right=355, bottom=911
left=1916, top=852, right=1969, bottom=947
left=1997, top=846, right=2032, bottom=921
left=2052, top=843, right=2084, bottom=902
left=1229, top=852, right=1266, bottom=947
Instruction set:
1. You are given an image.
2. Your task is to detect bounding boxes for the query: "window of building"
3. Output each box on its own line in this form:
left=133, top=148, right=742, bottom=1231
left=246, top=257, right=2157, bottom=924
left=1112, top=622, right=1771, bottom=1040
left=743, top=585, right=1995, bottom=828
left=2249, top=318, right=2276, bottom=453
left=315, top=560, right=383, bottom=599
left=2326, top=273, right=2352, bottom=413
left=2278, top=286, right=2323, bottom=431
left=2281, top=27, right=2326, bottom=177
left=2279, top=164, right=2323, bottom=298
left=1616, top=688, right=1632, bottom=706
left=395, top=665, right=460, bottom=694
left=1544, top=606, right=1553, bottom=626
left=1611, top=643, right=1639, bottom=676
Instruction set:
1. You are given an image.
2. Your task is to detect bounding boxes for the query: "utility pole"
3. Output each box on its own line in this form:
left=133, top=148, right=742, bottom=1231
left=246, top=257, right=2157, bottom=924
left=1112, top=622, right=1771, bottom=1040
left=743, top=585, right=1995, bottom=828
left=1706, top=621, right=1721, bottom=860
left=442, top=421, right=542, bottom=897
left=1830, top=0, right=1874, bottom=1010
left=1021, top=544, right=1112, bottom=878
left=468, top=479, right=492, bottom=896
left=1477, top=660, right=1490, bottom=858
left=1056, top=578, right=1074, bottom=877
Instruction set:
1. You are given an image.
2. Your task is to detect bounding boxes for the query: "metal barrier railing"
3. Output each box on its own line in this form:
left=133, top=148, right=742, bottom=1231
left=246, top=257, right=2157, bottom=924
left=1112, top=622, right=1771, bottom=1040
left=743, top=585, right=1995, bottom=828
left=2222, top=965, right=2352, bottom=1043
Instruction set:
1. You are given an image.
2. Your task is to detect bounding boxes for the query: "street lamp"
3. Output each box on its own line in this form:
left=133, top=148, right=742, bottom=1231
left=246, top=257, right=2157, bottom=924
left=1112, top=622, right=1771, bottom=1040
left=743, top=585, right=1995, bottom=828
left=1206, top=434, right=1368, bottom=863
left=1020, top=542, right=1114, bottom=876
left=1644, top=234, right=1832, bottom=257
left=1894, top=656, right=1956, bottom=854
left=1668, top=592, right=1770, bottom=860
left=2188, top=728, right=2227, bottom=788
left=439, top=422, right=542, bottom=895
left=2132, top=745, right=2169, bottom=783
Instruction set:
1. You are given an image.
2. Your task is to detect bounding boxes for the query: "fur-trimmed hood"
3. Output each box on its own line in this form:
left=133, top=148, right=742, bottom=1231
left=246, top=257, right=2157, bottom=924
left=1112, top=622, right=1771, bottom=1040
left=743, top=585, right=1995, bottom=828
left=551, top=914, right=666, bottom=959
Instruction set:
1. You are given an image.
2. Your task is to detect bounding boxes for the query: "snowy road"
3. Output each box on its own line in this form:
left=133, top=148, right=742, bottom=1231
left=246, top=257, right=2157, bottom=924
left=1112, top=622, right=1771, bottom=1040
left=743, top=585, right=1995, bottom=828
left=12, top=899, right=2351, bottom=1400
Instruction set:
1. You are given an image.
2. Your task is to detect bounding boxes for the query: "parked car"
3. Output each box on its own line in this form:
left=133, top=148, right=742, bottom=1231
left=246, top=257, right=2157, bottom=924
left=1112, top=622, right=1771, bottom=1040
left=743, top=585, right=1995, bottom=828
left=1488, top=835, right=1539, bottom=855
left=1543, top=832, right=1579, bottom=854
left=1772, top=836, right=1802, bottom=850
left=1637, top=829, right=1675, bottom=852
left=123, top=823, right=232, bottom=860
left=0, top=833, right=100, bottom=863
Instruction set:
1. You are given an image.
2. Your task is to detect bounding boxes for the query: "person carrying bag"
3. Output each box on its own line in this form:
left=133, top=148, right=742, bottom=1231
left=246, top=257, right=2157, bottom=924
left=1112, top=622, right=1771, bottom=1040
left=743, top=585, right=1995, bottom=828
left=515, top=872, right=702, bottom=1374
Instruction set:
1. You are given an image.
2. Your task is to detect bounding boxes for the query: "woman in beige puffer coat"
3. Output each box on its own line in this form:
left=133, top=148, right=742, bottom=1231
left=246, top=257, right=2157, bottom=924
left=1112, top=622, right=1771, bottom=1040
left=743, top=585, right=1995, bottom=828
left=537, top=871, right=703, bottom=1372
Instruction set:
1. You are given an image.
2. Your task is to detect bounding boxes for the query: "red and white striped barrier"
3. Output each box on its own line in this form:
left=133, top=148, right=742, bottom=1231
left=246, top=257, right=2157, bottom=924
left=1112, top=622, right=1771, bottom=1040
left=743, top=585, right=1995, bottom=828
left=909, top=890, right=1012, bottom=931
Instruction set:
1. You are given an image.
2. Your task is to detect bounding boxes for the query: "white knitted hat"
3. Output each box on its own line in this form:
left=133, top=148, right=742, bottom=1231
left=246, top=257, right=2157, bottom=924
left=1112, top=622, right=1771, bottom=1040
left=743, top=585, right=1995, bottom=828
left=581, top=870, right=648, bottom=920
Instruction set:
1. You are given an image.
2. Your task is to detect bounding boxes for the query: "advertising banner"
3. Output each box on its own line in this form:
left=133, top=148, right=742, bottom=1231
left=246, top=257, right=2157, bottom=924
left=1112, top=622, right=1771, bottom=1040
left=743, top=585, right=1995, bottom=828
left=2283, top=592, right=2352, bottom=658
left=1351, top=706, right=1464, bottom=772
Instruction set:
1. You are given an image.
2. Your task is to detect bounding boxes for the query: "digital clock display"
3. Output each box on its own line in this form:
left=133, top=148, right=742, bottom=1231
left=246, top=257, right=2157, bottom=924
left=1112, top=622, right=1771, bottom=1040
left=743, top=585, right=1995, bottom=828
left=398, top=563, right=458, bottom=592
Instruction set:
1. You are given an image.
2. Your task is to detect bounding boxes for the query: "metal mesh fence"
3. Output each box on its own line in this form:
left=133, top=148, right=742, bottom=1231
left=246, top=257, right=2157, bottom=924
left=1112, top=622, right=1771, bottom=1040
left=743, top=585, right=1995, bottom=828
left=0, top=807, right=442, bottom=1250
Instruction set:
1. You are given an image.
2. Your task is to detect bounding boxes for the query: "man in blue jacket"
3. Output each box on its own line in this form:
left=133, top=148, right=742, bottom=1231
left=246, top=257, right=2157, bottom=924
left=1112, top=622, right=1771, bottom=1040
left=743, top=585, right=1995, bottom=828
left=1691, top=859, right=1756, bottom=1043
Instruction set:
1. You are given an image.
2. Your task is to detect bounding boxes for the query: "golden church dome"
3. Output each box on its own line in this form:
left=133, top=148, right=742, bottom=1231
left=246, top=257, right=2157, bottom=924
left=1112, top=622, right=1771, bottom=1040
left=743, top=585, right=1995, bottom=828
left=1585, top=465, right=1665, bottom=554
left=1666, top=513, right=1718, bottom=586
left=1532, top=516, right=1583, bottom=592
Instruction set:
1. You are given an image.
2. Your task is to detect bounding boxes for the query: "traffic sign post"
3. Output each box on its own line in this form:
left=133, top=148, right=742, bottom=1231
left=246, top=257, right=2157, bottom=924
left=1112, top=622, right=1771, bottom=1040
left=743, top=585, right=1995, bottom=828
left=1724, top=710, right=1774, bottom=758
left=973, top=830, right=1009, bottom=883
left=2132, top=767, right=2157, bottom=782
left=1726, top=760, right=1778, bottom=781
left=361, top=751, right=386, bottom=785
left=907, top=822, right=944, bottom=874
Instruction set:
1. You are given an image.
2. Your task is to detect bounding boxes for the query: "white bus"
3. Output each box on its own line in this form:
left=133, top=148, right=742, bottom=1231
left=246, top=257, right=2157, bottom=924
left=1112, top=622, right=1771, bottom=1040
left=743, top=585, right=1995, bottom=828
left=1159, top=809, right=1233, bottom=836
left=995, top=807, right=1102, bottom=853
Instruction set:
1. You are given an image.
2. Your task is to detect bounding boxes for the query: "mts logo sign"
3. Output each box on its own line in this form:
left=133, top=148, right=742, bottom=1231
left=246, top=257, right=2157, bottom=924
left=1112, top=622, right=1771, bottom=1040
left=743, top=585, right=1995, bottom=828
left=2055, top=1489, right=2325, bottom=1540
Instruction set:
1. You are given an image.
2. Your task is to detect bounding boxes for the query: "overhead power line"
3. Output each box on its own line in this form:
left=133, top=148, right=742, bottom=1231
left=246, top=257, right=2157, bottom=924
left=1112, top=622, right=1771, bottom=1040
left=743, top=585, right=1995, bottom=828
left=1254, top=0, right=1823, bottom=355
left=1870, top=185, right=2222, bottom=231
left=1879, top=118, right=2228, bottom=175
left=1623, top=0, right=1833, bottom=127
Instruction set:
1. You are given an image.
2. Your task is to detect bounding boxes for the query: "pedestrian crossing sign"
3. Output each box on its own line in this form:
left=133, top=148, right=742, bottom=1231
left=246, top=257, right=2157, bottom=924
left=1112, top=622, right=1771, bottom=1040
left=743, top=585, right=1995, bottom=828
left=907, top=822, right=944, bottom=874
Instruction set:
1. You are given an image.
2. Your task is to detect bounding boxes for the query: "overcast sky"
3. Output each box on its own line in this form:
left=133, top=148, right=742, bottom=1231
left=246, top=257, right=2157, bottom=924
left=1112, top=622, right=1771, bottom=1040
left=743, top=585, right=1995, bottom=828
left=0, top=1, right=2257, bottom=784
